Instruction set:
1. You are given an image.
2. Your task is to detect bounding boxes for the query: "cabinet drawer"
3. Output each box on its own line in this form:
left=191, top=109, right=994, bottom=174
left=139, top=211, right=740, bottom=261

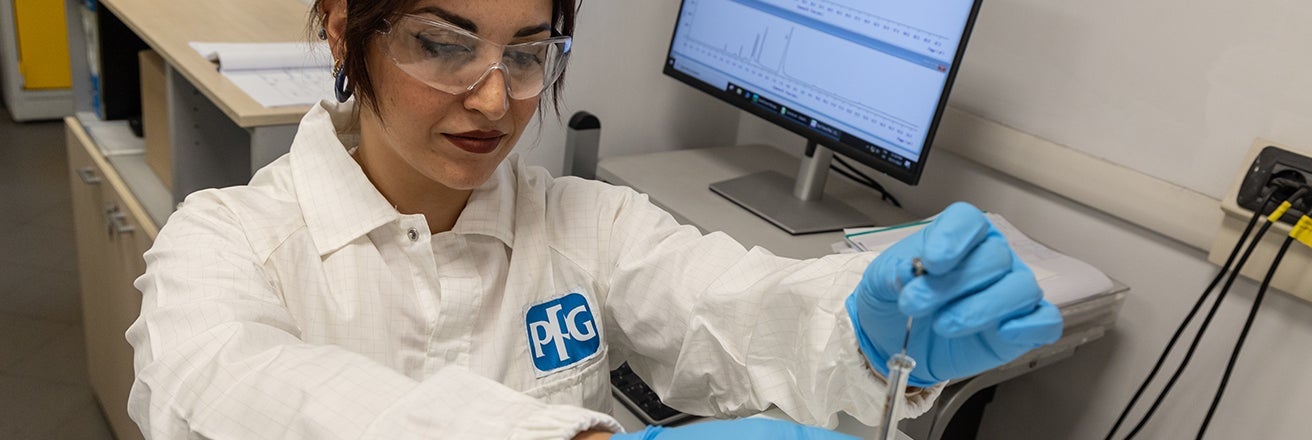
left=65, top=118, right=148, bottom=440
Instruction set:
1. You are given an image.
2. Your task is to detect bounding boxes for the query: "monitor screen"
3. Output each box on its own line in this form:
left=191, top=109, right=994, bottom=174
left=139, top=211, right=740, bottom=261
left=664, top=0, right=981, bottom=185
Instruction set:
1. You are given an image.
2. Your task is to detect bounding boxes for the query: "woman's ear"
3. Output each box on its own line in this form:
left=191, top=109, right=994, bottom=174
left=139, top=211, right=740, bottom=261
left=321, top=0, right=349, bottom=59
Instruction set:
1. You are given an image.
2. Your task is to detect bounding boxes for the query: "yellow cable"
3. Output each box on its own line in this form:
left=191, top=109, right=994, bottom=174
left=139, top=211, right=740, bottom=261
left=1293, top=216, right=1312, bottom=249
left=1268, top=201, right=1293, bottom=223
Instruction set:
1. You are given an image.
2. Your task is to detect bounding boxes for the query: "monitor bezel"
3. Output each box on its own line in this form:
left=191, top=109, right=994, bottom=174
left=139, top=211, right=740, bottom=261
left=661, top=0, right=985, bottom=186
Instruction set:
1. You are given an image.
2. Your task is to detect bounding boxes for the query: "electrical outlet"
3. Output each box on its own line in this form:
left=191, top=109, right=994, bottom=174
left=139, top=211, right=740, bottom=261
left=1235, top=146, right=1312, bottom=224
left=1210, top=139, right=1312, bottom=302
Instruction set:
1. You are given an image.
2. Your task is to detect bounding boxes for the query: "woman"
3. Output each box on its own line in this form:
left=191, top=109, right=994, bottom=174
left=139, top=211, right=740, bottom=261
left=126, top=0, right=1063, bottom=438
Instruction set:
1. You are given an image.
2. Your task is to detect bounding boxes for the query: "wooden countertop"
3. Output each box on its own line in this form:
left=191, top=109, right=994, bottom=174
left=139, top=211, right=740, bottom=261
left=100, top=0, right=314, bottom=127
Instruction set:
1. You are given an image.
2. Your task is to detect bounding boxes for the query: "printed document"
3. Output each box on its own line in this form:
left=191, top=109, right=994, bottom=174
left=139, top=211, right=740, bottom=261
left=190, top=42, right=335, bottom=107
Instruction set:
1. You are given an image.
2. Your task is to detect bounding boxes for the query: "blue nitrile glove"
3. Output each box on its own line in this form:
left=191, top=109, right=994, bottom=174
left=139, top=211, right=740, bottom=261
left=846, top=202, right=1064, bottom=387
left=610, top=418, right=857, bottom=440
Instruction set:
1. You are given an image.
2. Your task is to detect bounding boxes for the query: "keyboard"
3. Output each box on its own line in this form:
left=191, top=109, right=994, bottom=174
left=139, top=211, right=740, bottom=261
left=610, top=362, right=696, bottom=426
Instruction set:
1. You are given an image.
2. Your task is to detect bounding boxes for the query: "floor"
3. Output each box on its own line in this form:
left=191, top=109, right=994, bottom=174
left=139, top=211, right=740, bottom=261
left=0, top=103, right=115, bottom=439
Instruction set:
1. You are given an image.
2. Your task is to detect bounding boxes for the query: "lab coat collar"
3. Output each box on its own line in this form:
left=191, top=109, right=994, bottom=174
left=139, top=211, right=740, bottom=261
left=291, top=100, right=515, bottom=256
left=449, top=157, right=517, bottom=248
left=291, top=101, right=400, bottom=255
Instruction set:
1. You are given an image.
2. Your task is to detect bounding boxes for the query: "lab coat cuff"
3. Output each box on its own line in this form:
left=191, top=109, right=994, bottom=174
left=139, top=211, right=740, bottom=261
left=508, top=405, right=624, bottom=440
left=360, top=367, right=622, bottom=439
left=836, top=307, right=945, bottom=422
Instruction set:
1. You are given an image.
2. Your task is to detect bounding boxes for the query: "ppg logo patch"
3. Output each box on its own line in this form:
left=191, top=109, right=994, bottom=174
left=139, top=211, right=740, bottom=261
left=525, top=292, right=601, bottom=376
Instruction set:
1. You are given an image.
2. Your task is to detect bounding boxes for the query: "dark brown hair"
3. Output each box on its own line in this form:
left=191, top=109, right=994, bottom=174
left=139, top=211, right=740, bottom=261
left=310, top=0, right=578, bottom=114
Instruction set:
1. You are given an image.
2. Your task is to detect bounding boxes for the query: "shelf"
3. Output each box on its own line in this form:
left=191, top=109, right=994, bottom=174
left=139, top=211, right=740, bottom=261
left=76, top=111, right=144, bottom=156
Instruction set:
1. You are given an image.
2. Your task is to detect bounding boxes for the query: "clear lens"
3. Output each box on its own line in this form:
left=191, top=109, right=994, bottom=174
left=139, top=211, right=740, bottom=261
left=382, top=15, right=571, bottom=100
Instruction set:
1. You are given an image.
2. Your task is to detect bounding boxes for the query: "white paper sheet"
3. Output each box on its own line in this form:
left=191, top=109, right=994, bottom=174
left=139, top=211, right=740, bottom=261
left=189, top=42, right=332, bottom=72
left=190, top=42, right=336, bottom=107
left=222, top=68, right=337, bottom=108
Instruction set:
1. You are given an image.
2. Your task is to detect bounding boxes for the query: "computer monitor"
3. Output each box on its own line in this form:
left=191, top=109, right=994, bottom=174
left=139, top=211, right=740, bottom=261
left=663, top=0, right=983, bottom=234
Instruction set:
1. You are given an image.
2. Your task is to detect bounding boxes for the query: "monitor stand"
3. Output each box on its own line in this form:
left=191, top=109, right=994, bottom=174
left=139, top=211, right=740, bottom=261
left=709, top=142, right=873, bottom=235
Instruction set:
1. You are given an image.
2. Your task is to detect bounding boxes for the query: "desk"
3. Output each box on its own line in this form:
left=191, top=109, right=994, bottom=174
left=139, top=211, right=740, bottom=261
left=69, top=0, right=313, bottom=218
left=598, top=144, right=1127, bottom=439
left=599, top=144, right=916, bottom=259
left=98, top=0, right=308, bottom=128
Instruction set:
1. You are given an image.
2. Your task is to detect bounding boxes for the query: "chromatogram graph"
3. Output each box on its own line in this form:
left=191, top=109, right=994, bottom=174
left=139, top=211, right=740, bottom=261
left=674, top=0, right=948, bottom=153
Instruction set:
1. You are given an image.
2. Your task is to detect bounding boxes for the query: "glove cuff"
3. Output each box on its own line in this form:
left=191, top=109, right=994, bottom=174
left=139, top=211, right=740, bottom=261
left=845, top=294, right=938, bottom=388
left=610, top=426, right=664, bottom=440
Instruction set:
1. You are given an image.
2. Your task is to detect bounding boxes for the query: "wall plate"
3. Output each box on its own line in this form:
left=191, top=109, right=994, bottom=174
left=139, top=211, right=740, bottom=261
left=1210, top=138, right=1312, bottom=301
left=1236, top=146, right=1312, bottom=224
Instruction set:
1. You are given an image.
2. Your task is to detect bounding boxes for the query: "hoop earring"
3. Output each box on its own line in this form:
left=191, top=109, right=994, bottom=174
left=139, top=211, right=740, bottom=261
left=334, top=63, right=352, bottom=103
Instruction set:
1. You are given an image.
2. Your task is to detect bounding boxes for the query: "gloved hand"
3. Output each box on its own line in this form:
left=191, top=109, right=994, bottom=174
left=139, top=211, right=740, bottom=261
left=846, top=202, right=1064, bottom=387
left=610, top=418, right=856, bottom=440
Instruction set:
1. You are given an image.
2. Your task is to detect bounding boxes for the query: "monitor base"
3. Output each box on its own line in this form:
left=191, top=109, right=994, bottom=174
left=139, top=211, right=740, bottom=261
left=710, top=170, right=873, bottom=235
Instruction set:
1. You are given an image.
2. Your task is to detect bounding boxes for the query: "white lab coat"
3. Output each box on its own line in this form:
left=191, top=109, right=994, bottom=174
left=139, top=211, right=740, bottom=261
left=126, top=101, right=941, bottom=440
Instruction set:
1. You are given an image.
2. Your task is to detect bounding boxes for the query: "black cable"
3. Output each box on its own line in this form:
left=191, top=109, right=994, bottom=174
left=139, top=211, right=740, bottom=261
left=829, top=165, right=902, bottom=208
left=1122, top=218, right=1274, bottom=439
left=1103, top=192, right=1276, bottom=440
left=832, top=156, right=885, bottom=195
left=830, top=166, right=875, bottom=190
left=832, top=156, right=902, bottom=208
left=1195, top=236, right=1296, bottom=439
left=803, top=140, right=903, bottom=208
left=1124, top=186, right=1310, bottom=438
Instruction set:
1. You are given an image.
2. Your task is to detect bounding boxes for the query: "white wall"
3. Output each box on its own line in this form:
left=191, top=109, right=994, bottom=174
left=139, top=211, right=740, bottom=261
left=536, top=0, right=1312, bottom=437
left=516, top=1, right=740, bottom=176
left=949, top=0, right=1312, bottom=200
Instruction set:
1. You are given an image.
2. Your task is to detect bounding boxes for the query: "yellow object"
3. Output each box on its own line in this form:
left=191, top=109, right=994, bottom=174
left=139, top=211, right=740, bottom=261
left=1268, top=201, right=1293, bottom=223
left=13, top=0, right=72, bottom=90
left=1293, top=216, right=1312, bottom=249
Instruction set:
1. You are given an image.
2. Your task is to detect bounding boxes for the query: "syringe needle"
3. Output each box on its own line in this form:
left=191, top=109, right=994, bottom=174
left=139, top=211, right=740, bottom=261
left=878, top=258, right=926, bottom=440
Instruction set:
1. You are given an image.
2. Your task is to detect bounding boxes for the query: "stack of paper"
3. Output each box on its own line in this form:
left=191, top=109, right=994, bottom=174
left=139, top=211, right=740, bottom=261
left=190, top=41, right=336, bottom=108
left=839, top=213, right=1114, bottom=306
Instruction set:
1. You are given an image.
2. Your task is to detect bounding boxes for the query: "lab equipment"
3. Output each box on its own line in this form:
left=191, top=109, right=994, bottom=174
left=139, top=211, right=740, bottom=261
left=846, top=202, right=1063, bottom=386
left=380, top=14, right=572, bottom=100
left=878, top=352, right=915, bottom=440
left=662, top=0, right=983, bottom=233
left=876, top=259, right=924, bottom=440
left=610, top=417, right=858, bottom=440
left=564, top=111, right=602, bottom=179
left=611, top=362, right=694, bottom=426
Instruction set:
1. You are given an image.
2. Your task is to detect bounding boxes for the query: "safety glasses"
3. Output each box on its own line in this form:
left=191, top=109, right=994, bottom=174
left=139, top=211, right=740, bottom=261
left=378, top=14, right=572, bottom=100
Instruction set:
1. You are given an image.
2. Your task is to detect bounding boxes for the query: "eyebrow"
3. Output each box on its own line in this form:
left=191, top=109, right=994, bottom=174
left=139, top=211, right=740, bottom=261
left=513, top=24, right=552, bottom=38
left=413, top=7, right=478, bottom=32
left=412, top=7, right=553, bottom=38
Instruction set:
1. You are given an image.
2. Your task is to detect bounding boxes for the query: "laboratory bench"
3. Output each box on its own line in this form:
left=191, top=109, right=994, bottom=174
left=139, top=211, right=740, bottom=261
left=598, top=144, right=1127, bottom=439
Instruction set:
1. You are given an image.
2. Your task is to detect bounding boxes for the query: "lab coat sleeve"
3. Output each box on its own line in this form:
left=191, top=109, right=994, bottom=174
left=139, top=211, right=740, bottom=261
left=598, top=188, right=943, bottom=428
left=127, top=195, right=620, bottom=440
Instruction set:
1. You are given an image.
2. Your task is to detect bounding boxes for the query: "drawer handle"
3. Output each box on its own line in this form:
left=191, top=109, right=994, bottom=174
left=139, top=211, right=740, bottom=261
left=77, top=167, right=103, bottom=185
left=106, top=206, right=135, bottom=237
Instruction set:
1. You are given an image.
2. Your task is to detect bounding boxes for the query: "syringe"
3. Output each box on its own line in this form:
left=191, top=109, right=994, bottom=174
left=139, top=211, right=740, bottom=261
left=876, top=258, right=925, bottom=440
